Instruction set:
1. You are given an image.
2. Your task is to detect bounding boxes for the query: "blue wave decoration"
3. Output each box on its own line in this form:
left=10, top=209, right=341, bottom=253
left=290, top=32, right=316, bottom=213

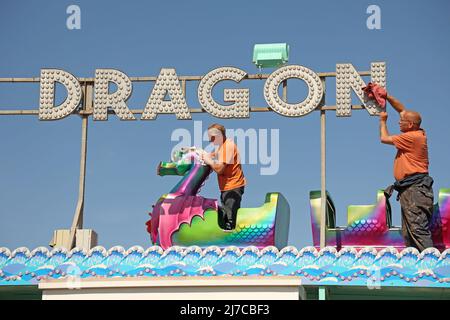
left=0, top=246, right=449, bottom=287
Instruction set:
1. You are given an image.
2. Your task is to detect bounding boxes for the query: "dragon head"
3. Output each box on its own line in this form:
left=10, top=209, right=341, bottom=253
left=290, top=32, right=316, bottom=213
left=157, top=147, right=205, bottom=176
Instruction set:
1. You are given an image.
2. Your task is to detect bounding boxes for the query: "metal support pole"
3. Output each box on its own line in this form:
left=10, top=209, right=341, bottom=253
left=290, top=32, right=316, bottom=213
left=181, top=79, right=186, bottom=97
left=282, top=79, right=287, bottom=102
left=66, top=83, right=92, bottom=249
left=319, top=78, right=327, bottom=249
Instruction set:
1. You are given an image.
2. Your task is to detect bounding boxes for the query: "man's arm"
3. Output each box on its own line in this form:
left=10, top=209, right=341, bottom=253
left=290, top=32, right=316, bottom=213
left=386, top=94, right=406, bottom=116
left=379, top=112, right=394, bottom=145
left=201, top=152, right=226, bottom=174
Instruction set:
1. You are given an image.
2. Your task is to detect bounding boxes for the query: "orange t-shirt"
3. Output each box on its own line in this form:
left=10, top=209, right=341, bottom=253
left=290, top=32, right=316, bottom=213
left=215, top=138, right=246, bottom=191
left=391, top=129, right=429, bottom=181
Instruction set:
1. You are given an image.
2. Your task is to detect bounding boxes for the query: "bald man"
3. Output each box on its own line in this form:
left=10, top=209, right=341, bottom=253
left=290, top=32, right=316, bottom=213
left=379, top=94, right=434, bottom=251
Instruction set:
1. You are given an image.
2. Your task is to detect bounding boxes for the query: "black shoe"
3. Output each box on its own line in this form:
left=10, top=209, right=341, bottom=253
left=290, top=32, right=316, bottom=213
left=223, top=222, right=234, bottom=232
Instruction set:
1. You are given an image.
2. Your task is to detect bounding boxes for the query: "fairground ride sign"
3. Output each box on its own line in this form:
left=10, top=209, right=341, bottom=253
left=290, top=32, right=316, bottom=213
left=38, top=62, right=386, bottom=121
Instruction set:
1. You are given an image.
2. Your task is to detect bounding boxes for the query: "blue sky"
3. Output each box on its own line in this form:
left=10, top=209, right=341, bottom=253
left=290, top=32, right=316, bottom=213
left=1, top=0, right=450, bottom=250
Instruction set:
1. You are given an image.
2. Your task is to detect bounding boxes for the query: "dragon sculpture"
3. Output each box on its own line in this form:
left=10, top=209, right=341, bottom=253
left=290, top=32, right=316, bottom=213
left=146, top=147, right=290, bottom=250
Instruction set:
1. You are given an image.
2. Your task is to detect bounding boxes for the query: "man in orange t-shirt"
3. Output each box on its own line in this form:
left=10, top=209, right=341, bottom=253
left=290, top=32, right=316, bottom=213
left=201, top=124, right=246, bottom=231
left=379, top=94, right=434, bottom=251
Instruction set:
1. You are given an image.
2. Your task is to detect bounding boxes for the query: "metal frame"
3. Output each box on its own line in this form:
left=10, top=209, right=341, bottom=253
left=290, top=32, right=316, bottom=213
left=0, top=71, right=371, bottom=249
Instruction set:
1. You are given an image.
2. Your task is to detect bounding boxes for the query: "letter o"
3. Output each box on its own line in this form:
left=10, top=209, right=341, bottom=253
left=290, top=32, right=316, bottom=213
left=264, top=65, right=323, bottom=117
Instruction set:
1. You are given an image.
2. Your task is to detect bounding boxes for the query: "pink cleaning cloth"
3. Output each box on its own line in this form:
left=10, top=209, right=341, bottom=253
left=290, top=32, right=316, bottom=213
left=362, top=82, right=387, bottom=108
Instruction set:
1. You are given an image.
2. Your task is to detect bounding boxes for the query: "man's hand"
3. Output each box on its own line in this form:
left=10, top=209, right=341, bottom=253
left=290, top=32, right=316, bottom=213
left=199, top=150, right=226, bottom=174
left=379, top=111, right=388, bottom=122
left=199, top=150, right=211, bottom=164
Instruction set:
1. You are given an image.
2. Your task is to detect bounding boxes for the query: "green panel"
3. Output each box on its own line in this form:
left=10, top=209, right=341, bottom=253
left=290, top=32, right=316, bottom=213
left=0, top=286, right=42, bottom=300
left=322, top=286, right=450, bottom=300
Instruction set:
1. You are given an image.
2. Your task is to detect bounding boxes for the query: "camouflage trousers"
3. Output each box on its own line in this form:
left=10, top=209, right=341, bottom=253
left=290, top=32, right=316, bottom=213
left=399, top=184, right=434, bottom=251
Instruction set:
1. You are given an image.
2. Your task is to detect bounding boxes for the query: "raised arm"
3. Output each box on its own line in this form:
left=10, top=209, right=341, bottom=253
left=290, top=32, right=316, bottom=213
left=379, top=112, right=394, bottom=145
left=386, top=94, right=406, bottom=116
